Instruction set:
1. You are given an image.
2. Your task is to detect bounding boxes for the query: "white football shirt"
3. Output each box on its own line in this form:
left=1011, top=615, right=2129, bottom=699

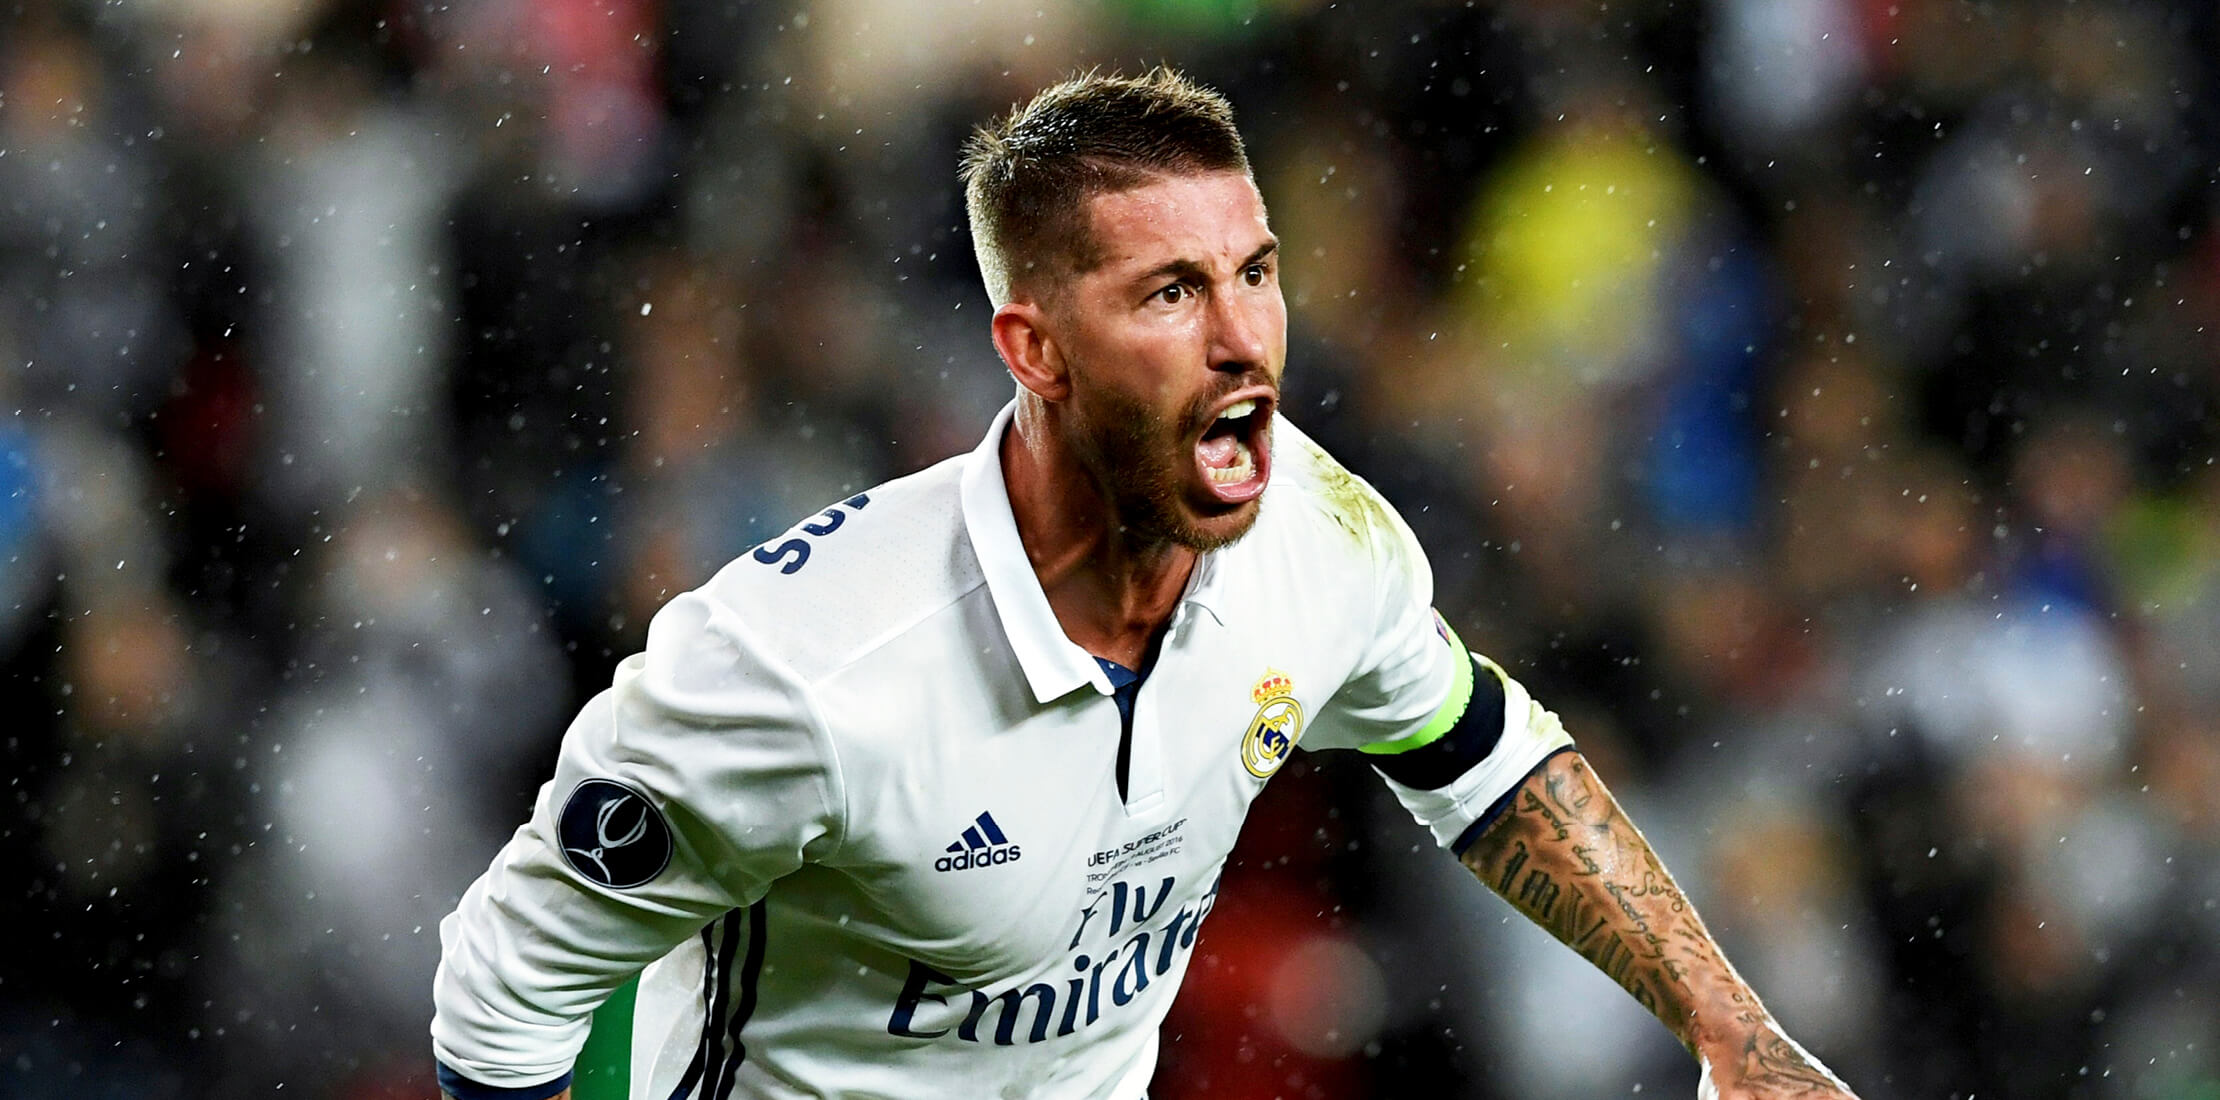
left=432, top=404, right=1573, bottom=1099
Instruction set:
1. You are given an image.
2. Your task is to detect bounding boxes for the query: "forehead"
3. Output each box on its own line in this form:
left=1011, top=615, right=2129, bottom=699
left=1083, top=171, right=1271, bottom=274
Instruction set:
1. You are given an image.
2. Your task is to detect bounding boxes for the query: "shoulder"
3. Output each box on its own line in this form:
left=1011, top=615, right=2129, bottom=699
left=684, top=453, right=984, bottom=685
left=1264, top=415, right=1425, bottom=566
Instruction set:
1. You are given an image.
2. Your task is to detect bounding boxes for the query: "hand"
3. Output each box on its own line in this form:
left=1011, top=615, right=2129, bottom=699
left=1697, top=1024, right=1859, bottom=1100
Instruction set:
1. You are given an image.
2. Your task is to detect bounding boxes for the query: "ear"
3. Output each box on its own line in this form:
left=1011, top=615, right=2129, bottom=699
left=991, top=301, right=1070, bottom=402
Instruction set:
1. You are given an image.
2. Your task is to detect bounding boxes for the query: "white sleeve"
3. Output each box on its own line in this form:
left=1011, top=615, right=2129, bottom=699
left=1302, top=465, right=1458, bottom=751
left=431, top=589, right=844, bottom=1091
left=1374, top=653, right=1575, bottom=850
left=1301, top=461, right=1572, bottom=850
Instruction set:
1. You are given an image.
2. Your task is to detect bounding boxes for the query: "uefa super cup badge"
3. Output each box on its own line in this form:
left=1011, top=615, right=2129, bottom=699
left=1240, top=669, right=1304, bottom=778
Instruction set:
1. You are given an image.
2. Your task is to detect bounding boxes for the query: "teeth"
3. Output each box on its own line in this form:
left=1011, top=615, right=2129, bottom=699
left=1207, top=438, right=1256, bottom=483
left=1218, top=399, right=1258, bottom=421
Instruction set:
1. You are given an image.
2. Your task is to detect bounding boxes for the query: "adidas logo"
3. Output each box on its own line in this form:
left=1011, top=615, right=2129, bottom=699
left=934, top=811, right=1023, bottom=873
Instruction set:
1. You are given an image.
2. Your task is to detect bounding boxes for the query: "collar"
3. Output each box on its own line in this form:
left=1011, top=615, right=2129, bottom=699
left=960, top=401, right=1233, bottom=705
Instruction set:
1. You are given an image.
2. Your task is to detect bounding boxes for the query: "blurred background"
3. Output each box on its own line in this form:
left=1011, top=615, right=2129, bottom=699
left=2, top=0, right=2217, bottom=1096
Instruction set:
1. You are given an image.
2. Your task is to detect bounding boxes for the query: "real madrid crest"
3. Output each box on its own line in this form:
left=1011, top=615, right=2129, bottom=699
left=1241, top=669, right=1304, bottom=778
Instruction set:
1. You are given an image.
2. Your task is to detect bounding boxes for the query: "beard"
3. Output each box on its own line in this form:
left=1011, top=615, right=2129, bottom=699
left=1065, top=370, right=1266, bottom=553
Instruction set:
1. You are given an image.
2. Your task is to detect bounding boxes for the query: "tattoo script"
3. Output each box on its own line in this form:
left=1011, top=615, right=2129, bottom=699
left=1463, top=756, right=1737, bottom=1051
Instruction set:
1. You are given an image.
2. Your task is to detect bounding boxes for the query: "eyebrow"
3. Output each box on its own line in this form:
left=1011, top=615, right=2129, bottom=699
left=1130, top=238, right=1279, bottom=290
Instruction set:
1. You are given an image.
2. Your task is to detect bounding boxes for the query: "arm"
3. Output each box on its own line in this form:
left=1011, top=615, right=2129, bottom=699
left=1279, top=437, right=1856, bottom=1095
left=1461, top=750, right=1858, bottom=1099
left=434, top=590, right=839, bottom=1097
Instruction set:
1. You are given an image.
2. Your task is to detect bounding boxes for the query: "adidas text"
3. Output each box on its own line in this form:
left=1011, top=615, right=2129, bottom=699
left=935, top=845, right=1022, bottom=873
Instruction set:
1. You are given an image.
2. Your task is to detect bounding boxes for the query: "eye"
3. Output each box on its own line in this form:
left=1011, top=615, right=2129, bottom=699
left=1243, top=263, right=1266, bottom=286
left=1155, top=282, right=1190, bottom=305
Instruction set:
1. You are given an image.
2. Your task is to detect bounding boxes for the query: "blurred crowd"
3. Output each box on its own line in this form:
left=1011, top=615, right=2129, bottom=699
left=3, top=0, right=2217, bottom=1097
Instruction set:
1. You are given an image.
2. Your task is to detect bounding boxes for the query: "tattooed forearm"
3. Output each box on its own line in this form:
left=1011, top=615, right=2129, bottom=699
left=1463, top=752, right=1741, bottom=1054
left=1517, top=787, right=1572, bottom=841
left=1740, top=1031, right=1844, bottom=1090
left=1463, top=752, right=1861, bottom=1096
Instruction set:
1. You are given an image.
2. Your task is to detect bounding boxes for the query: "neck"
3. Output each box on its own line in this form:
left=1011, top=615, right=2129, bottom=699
left=1001, top=397, right=1195, bottom=668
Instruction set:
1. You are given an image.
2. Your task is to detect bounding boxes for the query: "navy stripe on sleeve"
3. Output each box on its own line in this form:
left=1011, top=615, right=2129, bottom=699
left=437, top=1063, right=573, bottom=1100
left=1368, top=661, right=1509, bottom=791
left=669, top=915, right=735, bottom=1100
left=700, top=913, right=745, bottom=1095
left=710, top=901, right=771, bottom=1099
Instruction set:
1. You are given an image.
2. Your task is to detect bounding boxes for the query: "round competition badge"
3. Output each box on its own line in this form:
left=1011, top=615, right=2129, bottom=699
left=558, top=779, right=673, bottom=889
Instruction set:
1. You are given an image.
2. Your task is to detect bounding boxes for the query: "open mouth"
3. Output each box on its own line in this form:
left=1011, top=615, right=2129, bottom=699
left=1194, top=395, right=1272, bottom=505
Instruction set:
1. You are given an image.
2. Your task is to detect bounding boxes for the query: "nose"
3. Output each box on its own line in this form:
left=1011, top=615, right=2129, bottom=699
left=1206, top=286, right=1272, bottom=375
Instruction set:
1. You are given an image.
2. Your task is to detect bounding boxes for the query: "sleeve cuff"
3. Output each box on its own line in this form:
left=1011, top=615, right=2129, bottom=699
left=1374, top=659, right=1575, bottom=849
left=438, top=1062, right=574, bottom=1100
left=1449, top=744, right=1579, bottom=855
